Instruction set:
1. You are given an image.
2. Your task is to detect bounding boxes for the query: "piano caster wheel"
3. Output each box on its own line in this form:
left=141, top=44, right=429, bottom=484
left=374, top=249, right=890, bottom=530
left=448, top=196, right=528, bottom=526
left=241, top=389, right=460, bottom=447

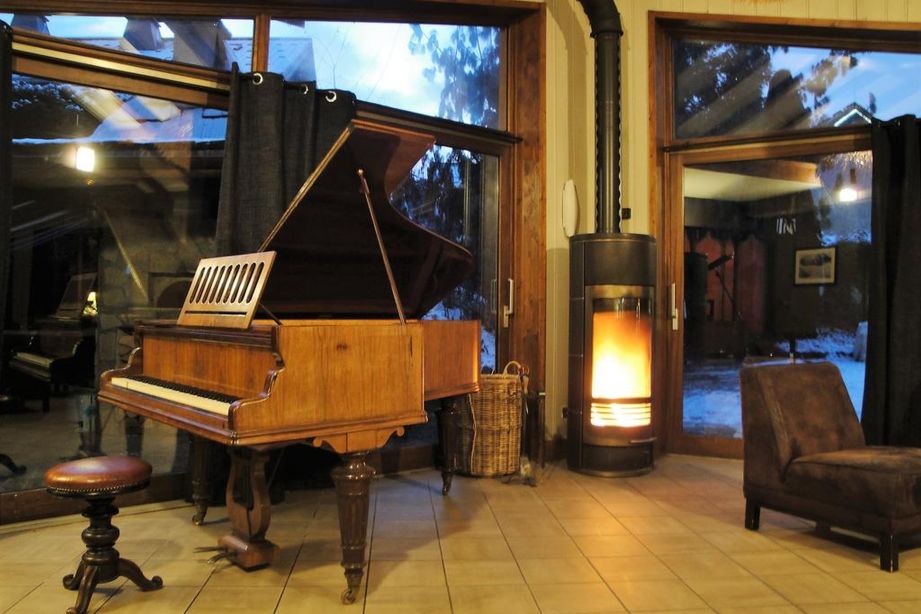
left=341, top=588, right=358, bottom=605
left=192, top=511, right=205, bottom=526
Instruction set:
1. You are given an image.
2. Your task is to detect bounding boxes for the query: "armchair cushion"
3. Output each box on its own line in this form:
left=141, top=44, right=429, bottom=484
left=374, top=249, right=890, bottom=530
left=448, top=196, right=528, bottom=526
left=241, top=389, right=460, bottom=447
left=786, top=446, right=921, bottom=518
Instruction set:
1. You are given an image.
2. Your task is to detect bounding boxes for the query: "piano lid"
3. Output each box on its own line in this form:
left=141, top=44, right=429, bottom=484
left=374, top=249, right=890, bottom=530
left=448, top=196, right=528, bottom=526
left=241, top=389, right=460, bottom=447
left=257, top=119, right=474, bottom=320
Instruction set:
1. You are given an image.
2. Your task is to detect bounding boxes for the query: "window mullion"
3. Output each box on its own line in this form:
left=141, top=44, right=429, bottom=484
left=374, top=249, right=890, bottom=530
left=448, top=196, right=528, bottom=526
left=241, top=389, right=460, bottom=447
left=252, top=13, right=270, bottom=72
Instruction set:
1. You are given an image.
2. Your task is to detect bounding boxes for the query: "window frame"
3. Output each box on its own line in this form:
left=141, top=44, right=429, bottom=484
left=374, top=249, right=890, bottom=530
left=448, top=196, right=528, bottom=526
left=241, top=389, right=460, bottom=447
left=650, top=13, right=918, bottom=458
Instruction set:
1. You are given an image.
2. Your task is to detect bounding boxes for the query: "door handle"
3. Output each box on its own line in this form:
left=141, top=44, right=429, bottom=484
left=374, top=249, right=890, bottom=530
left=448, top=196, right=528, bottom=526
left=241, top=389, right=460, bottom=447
left=670, top=282, right=679, bottom=331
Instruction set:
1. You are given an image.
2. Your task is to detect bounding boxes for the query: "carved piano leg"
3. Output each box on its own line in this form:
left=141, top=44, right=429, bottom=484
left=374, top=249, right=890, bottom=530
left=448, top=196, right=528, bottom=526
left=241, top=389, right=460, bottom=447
left=331, top=452, right=374, bottom=605
left=190, top=437, right=214, bottom=525
left=217, top=447, right=278, bottom=570
left=438, top=396, right=464, bottom=495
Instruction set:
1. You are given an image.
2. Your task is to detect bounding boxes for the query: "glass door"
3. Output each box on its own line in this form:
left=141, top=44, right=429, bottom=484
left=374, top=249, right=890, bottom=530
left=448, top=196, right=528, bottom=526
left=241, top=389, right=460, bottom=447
left=666, top=148, right=872, bottom=456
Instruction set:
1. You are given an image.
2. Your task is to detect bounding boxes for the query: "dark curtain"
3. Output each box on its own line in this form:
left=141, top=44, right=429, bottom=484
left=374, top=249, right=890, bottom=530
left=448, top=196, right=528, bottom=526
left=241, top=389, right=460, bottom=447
left=215, top=68, right=356, bottom=255
left=0, top=24, right=12, bottom=386
left=204, top=70, right=355, bottom=496
left=862, top=115, right=921, bottom=446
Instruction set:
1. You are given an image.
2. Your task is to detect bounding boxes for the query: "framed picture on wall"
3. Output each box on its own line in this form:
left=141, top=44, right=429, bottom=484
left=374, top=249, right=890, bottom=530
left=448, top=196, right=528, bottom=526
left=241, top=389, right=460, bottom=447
left=794, top=246, right=836, bottom=285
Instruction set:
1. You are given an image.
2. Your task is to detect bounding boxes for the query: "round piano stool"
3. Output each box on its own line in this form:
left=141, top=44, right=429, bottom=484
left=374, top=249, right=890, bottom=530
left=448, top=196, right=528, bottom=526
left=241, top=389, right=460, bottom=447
left=44, top=456, right=163, bottom=614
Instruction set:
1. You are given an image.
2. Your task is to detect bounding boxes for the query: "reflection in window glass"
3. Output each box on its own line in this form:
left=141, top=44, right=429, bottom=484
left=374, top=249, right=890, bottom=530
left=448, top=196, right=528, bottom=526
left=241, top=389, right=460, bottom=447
left=0, top=13, right=253, bottom=70
left=681, top=152, right=871, bottom=438
left=674, top=39, right=921, bottom=138
left=391, top=147, right=499, bottom=370
left=0, top=75, right=226, bottom=491
left=268, top=20, right=501, bottom=128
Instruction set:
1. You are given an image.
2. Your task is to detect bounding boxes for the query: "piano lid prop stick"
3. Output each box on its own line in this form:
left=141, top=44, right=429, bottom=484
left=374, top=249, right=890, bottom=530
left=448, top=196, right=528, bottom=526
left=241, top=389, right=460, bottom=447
left=258, top=302, right=283, bottom=326
left=357, top=168, right=406, bottom=325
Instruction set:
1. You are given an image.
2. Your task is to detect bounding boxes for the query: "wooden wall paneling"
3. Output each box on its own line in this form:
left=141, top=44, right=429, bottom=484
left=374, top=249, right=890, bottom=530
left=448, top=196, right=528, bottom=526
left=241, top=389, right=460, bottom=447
left=910, top=1, right=921, bottom=22
left=625, top=0, right=654, bottom=235
left=658, top=0, right=683, bottom=13
left=755, top=0, right=782, bottom=17
left=856, top=0, right=888, bottom=21
left=886, top=0, right=909, bottom=21
left=708, top=0, right=733, bottom=14
left=780, top=0, right=808, bottom=18
left=731, top=0, right=758, bottom=16
left=682, top=0, right=710, bottom=14
left=541, top=0, right=560, bottom=440
left=507, top=7, right=547, bottom=402
left=809, top=0, right=839, bottom=18
left=837, top=0, right=858, bottom=18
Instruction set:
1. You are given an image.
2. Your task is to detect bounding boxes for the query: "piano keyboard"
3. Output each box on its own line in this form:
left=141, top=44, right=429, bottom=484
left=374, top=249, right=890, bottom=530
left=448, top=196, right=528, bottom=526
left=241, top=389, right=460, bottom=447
left=12, top=352, right=55, bottom=369
left=109, top=375, right=239, bottom=416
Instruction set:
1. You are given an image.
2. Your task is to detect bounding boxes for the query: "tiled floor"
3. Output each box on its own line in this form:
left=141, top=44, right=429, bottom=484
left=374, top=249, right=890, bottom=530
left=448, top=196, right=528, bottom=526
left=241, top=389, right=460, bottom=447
left=3, top=454, right=921, bottom=613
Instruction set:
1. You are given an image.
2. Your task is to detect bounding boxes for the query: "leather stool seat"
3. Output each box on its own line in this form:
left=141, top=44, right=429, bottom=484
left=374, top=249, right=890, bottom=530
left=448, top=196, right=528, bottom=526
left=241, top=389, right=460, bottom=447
left=45, top=455, right=162, bottom=614
left=45, top=455, right=151, bottom=497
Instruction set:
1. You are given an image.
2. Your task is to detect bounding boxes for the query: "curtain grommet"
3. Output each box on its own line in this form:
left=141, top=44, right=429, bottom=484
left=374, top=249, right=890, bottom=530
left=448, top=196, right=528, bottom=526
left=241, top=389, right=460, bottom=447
left=325, top=91, right=337, bottom=103
left=252, top=72, right=264, bottom=85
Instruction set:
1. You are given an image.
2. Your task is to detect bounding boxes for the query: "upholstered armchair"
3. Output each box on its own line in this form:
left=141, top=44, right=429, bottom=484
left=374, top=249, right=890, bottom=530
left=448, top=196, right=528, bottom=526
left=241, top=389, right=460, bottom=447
left=741, top=361, right=921, bottom=571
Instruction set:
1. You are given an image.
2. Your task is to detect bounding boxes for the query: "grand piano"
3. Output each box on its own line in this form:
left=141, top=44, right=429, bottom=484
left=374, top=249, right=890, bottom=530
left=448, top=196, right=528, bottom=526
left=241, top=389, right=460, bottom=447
left=8, top=272, right=97, bottom=412
left=97, top=120, right=480, bottom=603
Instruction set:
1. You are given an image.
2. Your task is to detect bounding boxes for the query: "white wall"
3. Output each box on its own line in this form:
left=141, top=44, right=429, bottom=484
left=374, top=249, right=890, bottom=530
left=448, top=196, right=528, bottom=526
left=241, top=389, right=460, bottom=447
left=541, top=0, right=921, bottom=438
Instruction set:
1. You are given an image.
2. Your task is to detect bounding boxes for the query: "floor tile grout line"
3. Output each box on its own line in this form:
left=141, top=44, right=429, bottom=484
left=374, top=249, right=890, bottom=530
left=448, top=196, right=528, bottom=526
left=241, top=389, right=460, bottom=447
left=486, top=476, right=561, bottom=614
left=426, top=476, right=455, bottom=613
left=182, top=574, right=213, bottom=614
left=1, top=585, right=40, bottom=614
left=272, top=523, right=308, bottom=614
left=355, top=485, right=377, bottom=614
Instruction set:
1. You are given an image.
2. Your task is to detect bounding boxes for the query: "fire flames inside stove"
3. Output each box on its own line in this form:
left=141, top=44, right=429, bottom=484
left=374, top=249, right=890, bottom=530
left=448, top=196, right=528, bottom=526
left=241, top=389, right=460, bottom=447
left=589, top=298, right=652, bottom=429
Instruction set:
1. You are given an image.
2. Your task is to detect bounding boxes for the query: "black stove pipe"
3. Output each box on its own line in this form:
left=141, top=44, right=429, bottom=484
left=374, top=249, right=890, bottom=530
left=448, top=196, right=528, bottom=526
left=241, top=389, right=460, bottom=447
left=577, top=0, right=623, bottom=234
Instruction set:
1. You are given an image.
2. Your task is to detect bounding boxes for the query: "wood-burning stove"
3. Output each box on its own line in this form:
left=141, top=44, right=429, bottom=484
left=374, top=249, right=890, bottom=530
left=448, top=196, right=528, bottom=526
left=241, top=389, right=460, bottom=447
left=568, top=234, right=655, bottom=475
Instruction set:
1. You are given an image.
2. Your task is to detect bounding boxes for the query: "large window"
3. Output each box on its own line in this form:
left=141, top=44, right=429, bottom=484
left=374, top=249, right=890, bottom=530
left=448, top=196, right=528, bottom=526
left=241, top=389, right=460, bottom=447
left=655, top=17, right=916, bottom=456
left=681, top=151, right=871, bottom=439
left=0, top=2, right=543, bottom=504
left=674, top=40, right=921, bottom=138
left=392, top=146, right=500, bottom=369
left=269, top=21, right=501, bottom=128
left=1, top=75, right=224, bottom=492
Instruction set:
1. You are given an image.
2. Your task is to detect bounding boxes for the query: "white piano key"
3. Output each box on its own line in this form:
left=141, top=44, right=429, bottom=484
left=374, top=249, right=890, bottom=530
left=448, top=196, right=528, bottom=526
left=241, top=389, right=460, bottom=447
left=109, top=376, right=233, bottom=416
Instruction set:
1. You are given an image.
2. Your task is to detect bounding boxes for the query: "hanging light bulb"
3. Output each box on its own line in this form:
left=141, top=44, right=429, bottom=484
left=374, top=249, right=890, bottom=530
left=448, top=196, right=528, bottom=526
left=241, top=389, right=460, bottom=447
left=838, top=167, right=858, bottom=203
left=75, top=146, right=96, bottom=173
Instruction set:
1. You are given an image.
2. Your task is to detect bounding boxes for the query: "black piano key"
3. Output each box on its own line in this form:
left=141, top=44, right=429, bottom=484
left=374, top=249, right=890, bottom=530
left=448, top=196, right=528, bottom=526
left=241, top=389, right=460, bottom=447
left=126, top=375, right=241, bottom=404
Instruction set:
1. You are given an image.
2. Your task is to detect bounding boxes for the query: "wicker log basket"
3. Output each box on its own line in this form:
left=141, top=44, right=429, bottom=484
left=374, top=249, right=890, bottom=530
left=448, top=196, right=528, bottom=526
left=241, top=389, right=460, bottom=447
left=459, top=361, right=528, bottom=477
